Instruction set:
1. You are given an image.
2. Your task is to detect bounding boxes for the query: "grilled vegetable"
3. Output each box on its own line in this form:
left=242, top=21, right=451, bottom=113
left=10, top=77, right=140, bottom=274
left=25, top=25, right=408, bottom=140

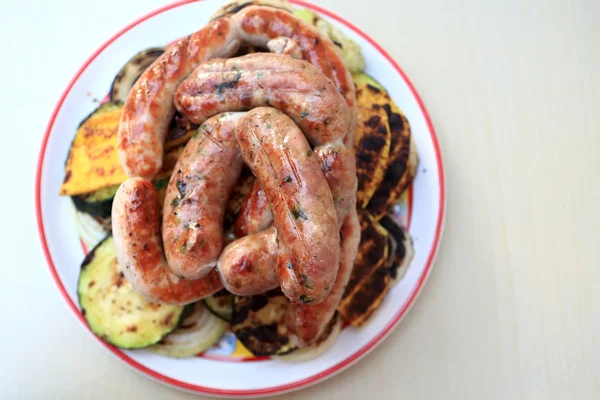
left=337, top=210, right=391, bottom=327
left=354, top=84, right=391, bottom=208
left=148, top=302, right=227, bottom=358
left=354, top=73, right=418, bottom=220
left=71, top=176, right=170, bottom=221
left=380, top=215, right=415, bottom=283
left=73, top=206, right=110, bottom=249
left=60, top=102, right=126, bottom=196
left=77, top=236, right=186, bottom=349
left=293, top=9, right=366, bottom=72
left=165, top=113, right=197, bottom=151
left=275, top=314, right=342, bottom=362
left=203, top=291, right=234, bottom=322
left=72, top=185, right=119, bottom=218
left=211, top=0, right=293, bottom=19
left=231, top=290, right=298, bottom=356
left=110, top=47, right=165, bottom=103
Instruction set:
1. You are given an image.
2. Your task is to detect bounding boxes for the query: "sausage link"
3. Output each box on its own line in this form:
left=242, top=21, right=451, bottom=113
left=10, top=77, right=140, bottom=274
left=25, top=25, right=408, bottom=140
left=267, top=37, right=302, bottom=59
left=118, top=18, right=242, bottom=179
left=234, top=142, right=357, bottom=236
left=162, top=112, right=245, bottom=280
left=217, top=226, right=280, bottom=296
left=236, top=108, right=339, bottom=304
left=233, top=179, right=272, bottom=237
left=231, top=6, right=357, bottom=145
left=112, top=178, right=223, bottom=305
left=287, top=206, right=360, bottom=345
left=174, top=53, right=349, bottom=146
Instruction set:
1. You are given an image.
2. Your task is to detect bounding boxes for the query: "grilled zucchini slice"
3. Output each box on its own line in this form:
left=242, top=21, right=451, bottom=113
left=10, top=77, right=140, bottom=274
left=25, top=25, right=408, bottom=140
left=203, top=291, right=234, bottom=323
left=77, top=236, right=186, bottom=349
left=148, top=302, right=226, bottom=358
left=72, top=185, right=119, bottom=218
left=110, top=47, right=165, bottom=103
left=293, top=8, right=366, bottom=72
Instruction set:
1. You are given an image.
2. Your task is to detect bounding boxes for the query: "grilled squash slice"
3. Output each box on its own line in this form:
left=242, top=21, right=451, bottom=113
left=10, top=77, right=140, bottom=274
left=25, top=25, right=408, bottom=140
left=338, top=210, right=392, bottom=327
left=204, top=290, right=234, bottom=323
left=77, top=236, right=186, bottom=349
left=354, top=73, right=418, bottom=219
left=60, top=102, right=127, bottom=196
left=354, top=83, right=392, bottom=208
left=60, top=101, right=188, bottom=198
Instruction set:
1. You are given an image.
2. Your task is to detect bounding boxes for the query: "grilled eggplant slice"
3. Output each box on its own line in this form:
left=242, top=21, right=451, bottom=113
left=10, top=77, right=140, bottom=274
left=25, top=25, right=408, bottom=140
left=337, top=210, right=391, bottom=327
left=380, top=215, right=415, bottom=283
left=203, top=291, right=234, bottom=323
left=293, top=8, right=366, bottom=73
left=166, top=113, right=198, bottom=151
left=231, top=290, right=299, bottom=356
left=148, top=302, right=226, bottom=358
left=354, top=84, right=392, bottom=208
left=110, top=47, right=165, bottom=103
left=275, top=314, right=342, bottom=362
left=77, top=236, right=186, bottom=349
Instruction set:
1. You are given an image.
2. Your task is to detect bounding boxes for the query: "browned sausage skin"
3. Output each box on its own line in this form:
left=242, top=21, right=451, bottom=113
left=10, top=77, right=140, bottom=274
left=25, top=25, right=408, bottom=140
left=174, top=53, right=349, bottom=146
left=162, top=112, right=245, bottom=280
left=231, top=6, right=357, bottom=144
left=233, top=142, right=357, bottom=237
left=117, top=18, right=242, bottom=179
left=112, top=178, right=223, bottom=305
left=233, top=179, right=272, bottom=237
left=288, top=207, right=360, bottom=345
left=236, top=108, right=340, bottom=304
left=217, top=226, right=280, bottom=296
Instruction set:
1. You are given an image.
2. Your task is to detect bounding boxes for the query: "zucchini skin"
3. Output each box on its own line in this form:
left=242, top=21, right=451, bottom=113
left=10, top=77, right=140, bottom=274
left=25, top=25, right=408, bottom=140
left=71, top=185, right=119, bottom=218
left=77, top=236, right=187, bottom=349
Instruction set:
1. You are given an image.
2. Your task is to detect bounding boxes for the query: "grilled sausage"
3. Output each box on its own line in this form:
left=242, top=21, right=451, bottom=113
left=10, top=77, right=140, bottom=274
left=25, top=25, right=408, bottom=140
left=112, top=178, right=223, bottom=305
left=117, top=18, right=242, bottom=179
left=162, top=112, right=245, bottom=280
left=217, top=226, right=280, bottom=295
left=236, top=108, right=339, bottom=304
left=231, top=5, right=357, bottom=145
left=175, top=52, right=349, bottom=146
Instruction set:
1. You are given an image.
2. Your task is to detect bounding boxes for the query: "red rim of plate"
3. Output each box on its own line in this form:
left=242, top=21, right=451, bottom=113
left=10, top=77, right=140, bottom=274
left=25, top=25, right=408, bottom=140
left=35, top=0, right=446, bottom=396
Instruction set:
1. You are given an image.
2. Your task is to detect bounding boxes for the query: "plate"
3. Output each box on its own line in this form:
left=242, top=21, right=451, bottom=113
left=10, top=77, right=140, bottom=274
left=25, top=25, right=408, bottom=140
left=35, top=0, right=445, bottom=396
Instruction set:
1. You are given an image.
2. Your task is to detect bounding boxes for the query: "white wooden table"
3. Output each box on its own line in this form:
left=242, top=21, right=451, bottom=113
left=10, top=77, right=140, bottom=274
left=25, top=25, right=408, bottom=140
left=2, top=0, right=599, bottom=398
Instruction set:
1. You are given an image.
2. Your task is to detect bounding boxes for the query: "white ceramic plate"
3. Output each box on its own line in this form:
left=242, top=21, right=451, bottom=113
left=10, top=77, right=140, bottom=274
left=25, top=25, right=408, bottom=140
left=35, top=0, right=445, bottom=396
